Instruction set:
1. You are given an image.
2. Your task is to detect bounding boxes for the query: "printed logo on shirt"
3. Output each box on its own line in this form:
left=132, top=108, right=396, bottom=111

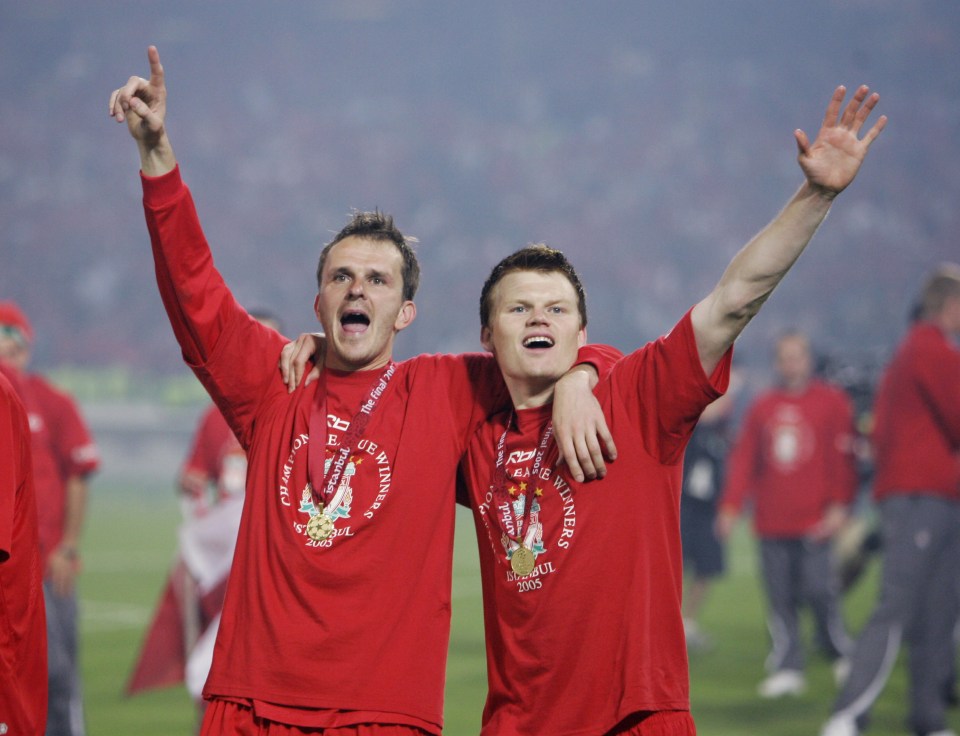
left=478, top=460, right=577, bottom=594
left=278, top=419, right=396, bottom=549
left=767, top=405, right=815, bottom=471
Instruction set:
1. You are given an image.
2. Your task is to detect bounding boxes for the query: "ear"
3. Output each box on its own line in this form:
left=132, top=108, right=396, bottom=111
left=578, top=326, right=587, bottom=348
left=480, top=325, right=494, bottom=353
left=313, top=293, right=323, bottom=322
left=394, top=301, right=417, bottom=332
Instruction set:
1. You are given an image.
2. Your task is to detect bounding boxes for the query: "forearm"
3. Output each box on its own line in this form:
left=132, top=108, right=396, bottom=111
left=59, top=476, right=89, bottom=553
left=726, top=181, right=834, bottom=298
left=693, top=181, right=834, bottom=368
left=138, top=130, right=177, bottom=177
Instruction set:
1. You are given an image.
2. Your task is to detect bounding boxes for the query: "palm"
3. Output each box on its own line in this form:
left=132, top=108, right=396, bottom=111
left=799, top=128, right=866, bottom=192
left=795, top=85, right=886, bottom=195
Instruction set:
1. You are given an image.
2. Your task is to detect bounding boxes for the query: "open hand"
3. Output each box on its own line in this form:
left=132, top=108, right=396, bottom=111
left=794, top=85, right=887, bottom=196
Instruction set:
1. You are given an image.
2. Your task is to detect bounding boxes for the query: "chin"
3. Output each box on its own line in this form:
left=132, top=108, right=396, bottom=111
left=522, top=367, right=564, bottom=383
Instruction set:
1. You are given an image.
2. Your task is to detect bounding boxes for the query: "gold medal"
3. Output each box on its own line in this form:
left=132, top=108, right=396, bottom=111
left=306, top=512, right=335, bottom=541
left=510, top=545, right=536, bottom=576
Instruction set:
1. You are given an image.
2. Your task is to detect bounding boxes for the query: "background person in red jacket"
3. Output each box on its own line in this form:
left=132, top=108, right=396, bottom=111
left=821, top=264, right=960, bottom=736
left=717, top=330, right=858, bottom=699
left=0, top=302, right=100, bottom=736
left=0, top=366, right=48, bottom=736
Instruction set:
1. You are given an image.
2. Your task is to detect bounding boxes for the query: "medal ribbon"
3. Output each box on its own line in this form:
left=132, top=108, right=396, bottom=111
left=490, top=415, right=554, bottom=545
left=307, top=362, right=397, bottom=508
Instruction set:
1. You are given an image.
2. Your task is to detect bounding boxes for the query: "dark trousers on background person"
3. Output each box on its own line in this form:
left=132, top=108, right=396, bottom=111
left=759, top=537, right=851, bottom=674
left=828, top=495, right=960, bottom=735
left=44, top=582, right=85, bottom=736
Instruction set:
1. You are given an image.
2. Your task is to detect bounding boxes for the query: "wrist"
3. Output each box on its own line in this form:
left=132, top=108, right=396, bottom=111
left=559, top=364, right=597, bottom=389
left=138, top=135, right=176, bottom=177
left=802, top=179, right=840, bottom=204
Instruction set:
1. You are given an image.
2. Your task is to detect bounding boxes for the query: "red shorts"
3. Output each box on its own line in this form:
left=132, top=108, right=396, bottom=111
left=606, top=710, right=696, bottom=736
left=200, top=700, right=434, bottom=736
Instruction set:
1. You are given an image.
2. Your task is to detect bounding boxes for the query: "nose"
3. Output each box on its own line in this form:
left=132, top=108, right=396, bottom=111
left=527, top=307, right=549, bottom=324
left=347, top=281, right=365, bottom=298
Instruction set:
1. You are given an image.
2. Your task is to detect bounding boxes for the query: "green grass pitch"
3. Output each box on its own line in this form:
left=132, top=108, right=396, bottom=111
left=78, top=486, right=954, bottom=735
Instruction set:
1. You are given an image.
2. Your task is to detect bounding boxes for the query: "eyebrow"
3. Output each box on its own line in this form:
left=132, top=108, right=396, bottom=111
left=330, top=265, right=393, bottom=281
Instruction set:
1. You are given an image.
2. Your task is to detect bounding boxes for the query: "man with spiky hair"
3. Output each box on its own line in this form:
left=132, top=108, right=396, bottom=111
left=109, top=46, right=614, bottom=736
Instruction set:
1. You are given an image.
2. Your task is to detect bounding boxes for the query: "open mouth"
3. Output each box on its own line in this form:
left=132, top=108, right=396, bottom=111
left=522, top=335, right=554, bottom=349
left=341, top=310, right=371, bottom=333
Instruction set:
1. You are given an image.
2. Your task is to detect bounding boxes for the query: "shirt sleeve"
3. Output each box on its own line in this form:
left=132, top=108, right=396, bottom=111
left=0, top=379, right=27, bottom=562
left=719, top=403, right=761, bottom=515
left=575, top=344, right=624, bottom=378
left=142, top=166, right=288, bottom=446
left=0, top=404, right=16, bottom=561
left=826, top=388, right=860, bottom=506
left=179, top=405, right=222, bottom=494
left=419, top=353, right=509, bottom=447
left=916, top=338, right=960, bottom=450
left=607, top=309, right=731, bottom=466
left=48, top=389, right=99, bottom=479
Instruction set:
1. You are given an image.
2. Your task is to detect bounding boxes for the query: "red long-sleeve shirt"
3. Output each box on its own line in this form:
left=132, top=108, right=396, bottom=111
left=720, top=380, right=858, bottom=537
left=872, top=322, right=960, bottom=502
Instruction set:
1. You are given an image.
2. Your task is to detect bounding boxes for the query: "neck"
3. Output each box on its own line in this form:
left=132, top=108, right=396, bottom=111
left=505, top=377, right=555, bottom=410
left=781, top=378, right=810, bottom=394
left=324, top=354, right=393, bottom=373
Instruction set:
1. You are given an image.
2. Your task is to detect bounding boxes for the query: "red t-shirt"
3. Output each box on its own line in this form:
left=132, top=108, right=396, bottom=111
left=15, top=373, right=99, bottom=559
left=0, top=368, right=48, bottom=734
left=180, top=404, right=247, bottom=507
left=719, top=380, right=858, bottom=537
left=143, top=166, right=524, bottom=731
left=871, top=321, right=960, bottom=501
left=459, top=312, right=729, bottom=736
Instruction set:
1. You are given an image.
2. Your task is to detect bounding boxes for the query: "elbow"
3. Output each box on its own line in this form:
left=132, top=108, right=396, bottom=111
left=720, top=286, right=771, bottom=328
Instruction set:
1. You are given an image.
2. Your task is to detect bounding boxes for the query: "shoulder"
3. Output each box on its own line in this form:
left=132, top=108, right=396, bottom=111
left=24, top=373, right=77, bottom=411
left=906, top=322, right=951, bottom=352
left=400, top=352, right=494, bottom=378
left=816, top=380, right=852, bottom=402
left=890, top=324, right=957, bottom=375
left=0, top=372, right=27, bottom=424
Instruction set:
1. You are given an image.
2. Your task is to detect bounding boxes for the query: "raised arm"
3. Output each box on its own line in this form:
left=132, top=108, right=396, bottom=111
left=691, top=85, right=887, bottom=374
left=108, top=45, right=176, bottom=176
left=109, top=46, right=282, bottom=441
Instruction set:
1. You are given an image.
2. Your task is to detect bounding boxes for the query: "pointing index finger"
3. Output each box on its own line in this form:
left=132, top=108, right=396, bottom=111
left=147, top=45, right=164, bottom=87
